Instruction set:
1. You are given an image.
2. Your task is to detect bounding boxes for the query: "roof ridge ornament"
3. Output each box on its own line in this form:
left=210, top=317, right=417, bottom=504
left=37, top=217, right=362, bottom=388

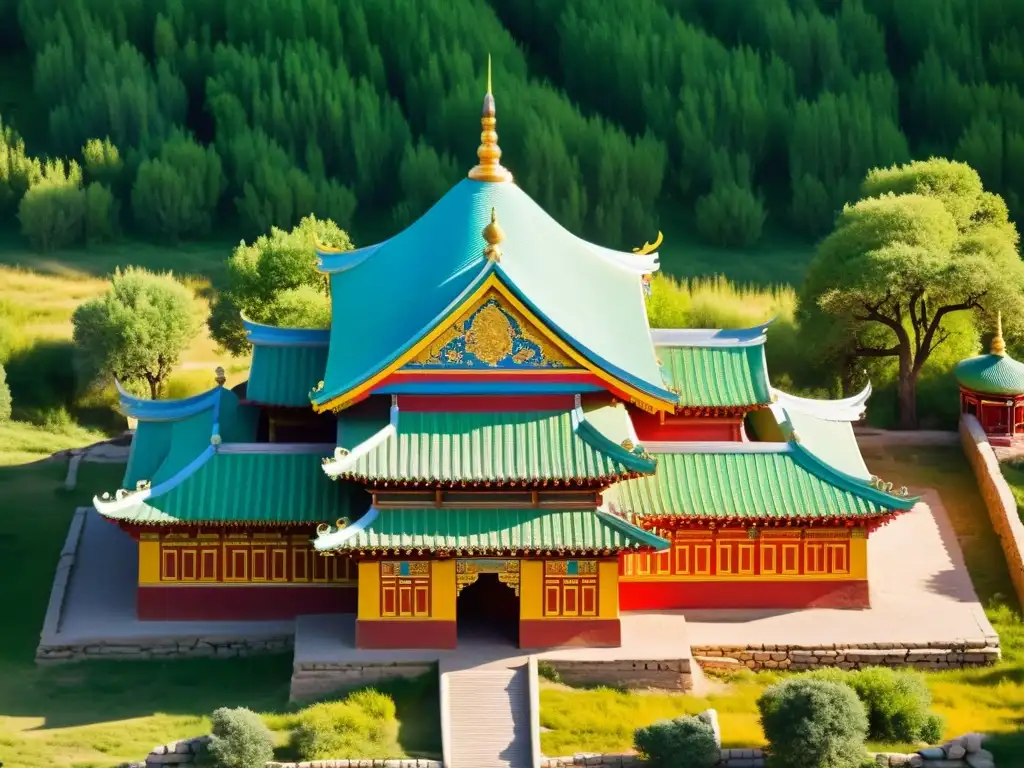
left=632, top=231, right=663, bottom=255
left=467, top=55, right=513, bottom=183
left=992, top=311, right=1006, bottom=356
left=482, top=207, right=505, bottom=262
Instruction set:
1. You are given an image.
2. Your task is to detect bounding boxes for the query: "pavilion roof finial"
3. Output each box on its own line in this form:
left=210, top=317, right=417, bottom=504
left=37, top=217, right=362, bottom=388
left=992, top=311, right=1006, bottom=356
left=468, top=55, right=513, bottom=183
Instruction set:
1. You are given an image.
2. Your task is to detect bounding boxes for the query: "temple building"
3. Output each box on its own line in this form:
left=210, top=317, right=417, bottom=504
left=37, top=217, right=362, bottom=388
left=955, top=313, right=1024, bottom=445
left=94, top=72, right=917, bottom=650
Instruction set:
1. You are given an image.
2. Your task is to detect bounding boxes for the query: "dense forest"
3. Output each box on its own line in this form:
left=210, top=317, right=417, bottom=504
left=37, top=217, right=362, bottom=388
left=0, top=0, right=1022, bottom=253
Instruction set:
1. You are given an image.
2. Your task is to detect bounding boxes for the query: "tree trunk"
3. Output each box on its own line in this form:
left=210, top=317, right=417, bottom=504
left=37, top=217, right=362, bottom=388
left=149, top=379, right=159, bottom=400
left=897, top=370, right=919, bottom=430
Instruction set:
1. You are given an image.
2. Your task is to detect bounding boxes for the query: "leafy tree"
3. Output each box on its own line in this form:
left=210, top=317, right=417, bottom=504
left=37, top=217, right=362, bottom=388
left=0, top=117, right=42, bottom=213
left=208, top=707, right=274, bottom=768
left=83, top=137, right=125, bottom=190
left=131, top=131, right=225, bottom=241
left=18, top=158, right=86, bottom=252
left=84, top=182, right=120, bottom=244
left=72, top=267, right=199, bottom=399
left=209, top=215, right=351, bottom=355
left=800, top=158, right=1024, bottom=429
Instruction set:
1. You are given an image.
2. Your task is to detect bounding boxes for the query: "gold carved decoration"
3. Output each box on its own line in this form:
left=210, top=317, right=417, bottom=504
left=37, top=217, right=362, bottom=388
left=456, top=559, right=520, bottom=596
left=632, top=231, right=663, bottom=255
left=466, top=302, right=515, bottom=365
left=407, top=289, right=576, bottom=369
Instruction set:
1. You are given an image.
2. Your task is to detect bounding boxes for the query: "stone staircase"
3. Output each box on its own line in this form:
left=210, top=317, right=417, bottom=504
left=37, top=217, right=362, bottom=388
left=442, top=660, right=535, bottom=768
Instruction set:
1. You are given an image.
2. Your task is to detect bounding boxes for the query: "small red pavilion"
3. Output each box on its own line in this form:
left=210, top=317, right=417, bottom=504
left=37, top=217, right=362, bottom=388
left=955, top=314, right=1024, bottom=446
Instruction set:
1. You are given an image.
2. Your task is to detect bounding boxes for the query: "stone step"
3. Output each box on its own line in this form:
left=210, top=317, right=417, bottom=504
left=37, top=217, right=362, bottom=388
left=446, top=666, right=532, bottom=768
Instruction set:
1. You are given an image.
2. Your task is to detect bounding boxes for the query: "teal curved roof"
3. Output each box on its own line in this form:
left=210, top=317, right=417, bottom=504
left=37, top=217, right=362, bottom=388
left=243, top=318, right=330, bottom=407
left=955, top=353, right=1024, bottom=395
left=313, top=179, right=671, bottom=407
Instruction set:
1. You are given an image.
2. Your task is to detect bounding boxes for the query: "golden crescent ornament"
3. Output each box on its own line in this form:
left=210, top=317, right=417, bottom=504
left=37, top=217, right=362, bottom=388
left=632, top=231, right=664, bottom=255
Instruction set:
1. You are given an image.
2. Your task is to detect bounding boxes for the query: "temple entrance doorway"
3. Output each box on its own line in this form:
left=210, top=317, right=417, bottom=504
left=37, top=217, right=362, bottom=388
left=455, top=559, right=520, bottom=645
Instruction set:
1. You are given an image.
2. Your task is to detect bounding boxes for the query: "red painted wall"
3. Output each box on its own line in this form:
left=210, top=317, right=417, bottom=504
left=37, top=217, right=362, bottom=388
left=356, top=619, right=457, bottom=649
left=519, top=618, right=621, bottom=648
left=138, top=585, right=357, bottom=620
left=619, top=580, right=869, bottom=610
left=630, top=410, right=745, bottom=442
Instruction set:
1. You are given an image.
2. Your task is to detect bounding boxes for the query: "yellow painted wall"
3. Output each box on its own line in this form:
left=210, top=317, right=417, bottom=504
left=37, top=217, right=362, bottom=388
left=138, top=538, right=160, bottom=584
left=431, top=560, right=456, bottom=621
left=357, top=560, right=381, bottom=620
left=598, top=561, right=619, bottom=619
left=850, top=535, right=867, bottom=579
left=520, top=560, right=544, bottom=620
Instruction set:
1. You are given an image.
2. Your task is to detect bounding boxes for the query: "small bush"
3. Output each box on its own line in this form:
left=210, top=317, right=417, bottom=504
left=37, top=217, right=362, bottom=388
left=845, top=667, right=941, bottom=744
left=634, top=714, right=719, bottom=768
left=208, top=706, right=274, bottom=768
left=291, top=690, right=399, bottom=760
left=0, top=364, right=11, bottom=422
left=4, top=339, right=79, bottom=412
left=758, top=678, right=868, bottom=768
left=537, top=661, right=562, bottom=683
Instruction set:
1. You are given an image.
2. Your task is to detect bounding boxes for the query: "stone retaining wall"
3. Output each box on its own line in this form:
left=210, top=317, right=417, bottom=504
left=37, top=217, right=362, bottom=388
left=691, top=640, right=999, bottom=672
left=960, top=415, right=1024, bottom=611
left=289, top=661, right=437, bottom=701
left=117, top=735, right=443, bottom=768
left=543, top=658, right=693, bottom=691
left=37, top=635, right=293, bottom=663
left=543, top=732, right=993, bottom=768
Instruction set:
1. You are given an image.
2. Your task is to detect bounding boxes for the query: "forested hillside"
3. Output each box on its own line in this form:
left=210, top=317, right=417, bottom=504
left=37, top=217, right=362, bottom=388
left=0, top=0, right=1021, bottom=254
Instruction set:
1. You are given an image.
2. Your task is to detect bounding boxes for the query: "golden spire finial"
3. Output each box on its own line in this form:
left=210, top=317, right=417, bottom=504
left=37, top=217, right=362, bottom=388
left=992, top=311, right=1006, bottom=356
left=468, top=56, right=513, bottom=183
left=482, top=207, right=504, bottom=262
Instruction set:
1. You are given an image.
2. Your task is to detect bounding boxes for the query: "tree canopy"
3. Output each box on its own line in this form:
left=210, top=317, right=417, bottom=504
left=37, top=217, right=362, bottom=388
left=72, top=267, right=199, bottom=399
left=209, top=215, right=351, bottom=355
left=799, top=158, right=1024, bottom=428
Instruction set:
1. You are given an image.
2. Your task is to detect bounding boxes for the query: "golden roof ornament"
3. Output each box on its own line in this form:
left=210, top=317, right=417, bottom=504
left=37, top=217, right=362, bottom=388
left=992, top=312, right=1006, bottom=356
left=468, top=56, right=513, bottom=183
left=482, top=207, right=505, bottom=262
left=214, top=366, right=226, bottom=387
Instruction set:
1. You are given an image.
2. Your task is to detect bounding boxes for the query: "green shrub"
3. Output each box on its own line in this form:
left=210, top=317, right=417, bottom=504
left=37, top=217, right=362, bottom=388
left=845, top=667, right=941, bottom=744
left=537, top=661, right=562, bottom=683
left=291, top=690, right=398, bottom=760
left=208, top=706, right=274, bottom=768
left=633, top=714, right=719, bottom=768
left=3, top=339, right=79, bottom=412
left=82, top=137, right=124, bottom=189
left=18, top=159, right=86, bottom=252
left=0, top=118, right=42, bottom=213
left=757, top=678, right=868, bottom=768
left=0, top=364, right=11, bottom=423
left=264, top=285, right=331, bottom=329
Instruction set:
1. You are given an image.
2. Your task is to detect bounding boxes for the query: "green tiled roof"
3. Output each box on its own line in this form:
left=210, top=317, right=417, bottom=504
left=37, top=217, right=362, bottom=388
left=955, top=353, right=1024, bottom=395
left=97, top=450, right=353, bottom=525
left=326, top=405, right=655, bottom=484
left=314, top=179, right=672, bottom=409
left=783, top=409, right=870, bottom=480
left=607, top=444, right=916, bottom=522
left=314, top=506, right=668, bottom=553
left=659, top=345, right=772, bottom=407
left=247, top=344, right=329, bottom=407
left=125, top=420, right=173, bottom=488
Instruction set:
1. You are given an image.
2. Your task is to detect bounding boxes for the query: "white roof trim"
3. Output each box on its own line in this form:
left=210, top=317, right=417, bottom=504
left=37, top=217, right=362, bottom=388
left=772, top=383, right=872, bottom=422
left=650, top=326, right=769, bottom=348
left=314, top=506, right=381, bottom=550
left=321, top=424, right=397, bottom=479
left=643, top=441, right=791, bottom=454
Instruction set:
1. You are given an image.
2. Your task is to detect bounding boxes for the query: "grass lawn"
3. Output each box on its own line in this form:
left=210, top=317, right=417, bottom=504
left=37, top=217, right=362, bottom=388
left=998, top=459, right=1024, bottom=523
left=540, top=445, right=1024, bottom=761
left=0, top=458, right=440, bottom=768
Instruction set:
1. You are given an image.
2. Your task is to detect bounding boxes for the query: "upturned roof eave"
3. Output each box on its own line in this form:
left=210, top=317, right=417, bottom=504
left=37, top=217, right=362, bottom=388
left=242, top=315, right=331, bottom=347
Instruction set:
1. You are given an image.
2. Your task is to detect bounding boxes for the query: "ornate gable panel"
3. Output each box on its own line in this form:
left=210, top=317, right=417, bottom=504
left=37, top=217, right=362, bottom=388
left=404, top=288, right=578, bottom=370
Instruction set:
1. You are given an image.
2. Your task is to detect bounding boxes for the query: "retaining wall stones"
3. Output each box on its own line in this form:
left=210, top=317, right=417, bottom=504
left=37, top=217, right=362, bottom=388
left=117, top=736, right=442, bottom=768
left=960, top=415, right=1024, bottom=612
left=691, top=640, right=999, bottom=672
left=542, top=732, right=993, bottom=768
left=542, top=658, right=693, bottom=691
left=37, top=634, right=293, bottom=663
left=289, top=661, right=437, bottom=701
